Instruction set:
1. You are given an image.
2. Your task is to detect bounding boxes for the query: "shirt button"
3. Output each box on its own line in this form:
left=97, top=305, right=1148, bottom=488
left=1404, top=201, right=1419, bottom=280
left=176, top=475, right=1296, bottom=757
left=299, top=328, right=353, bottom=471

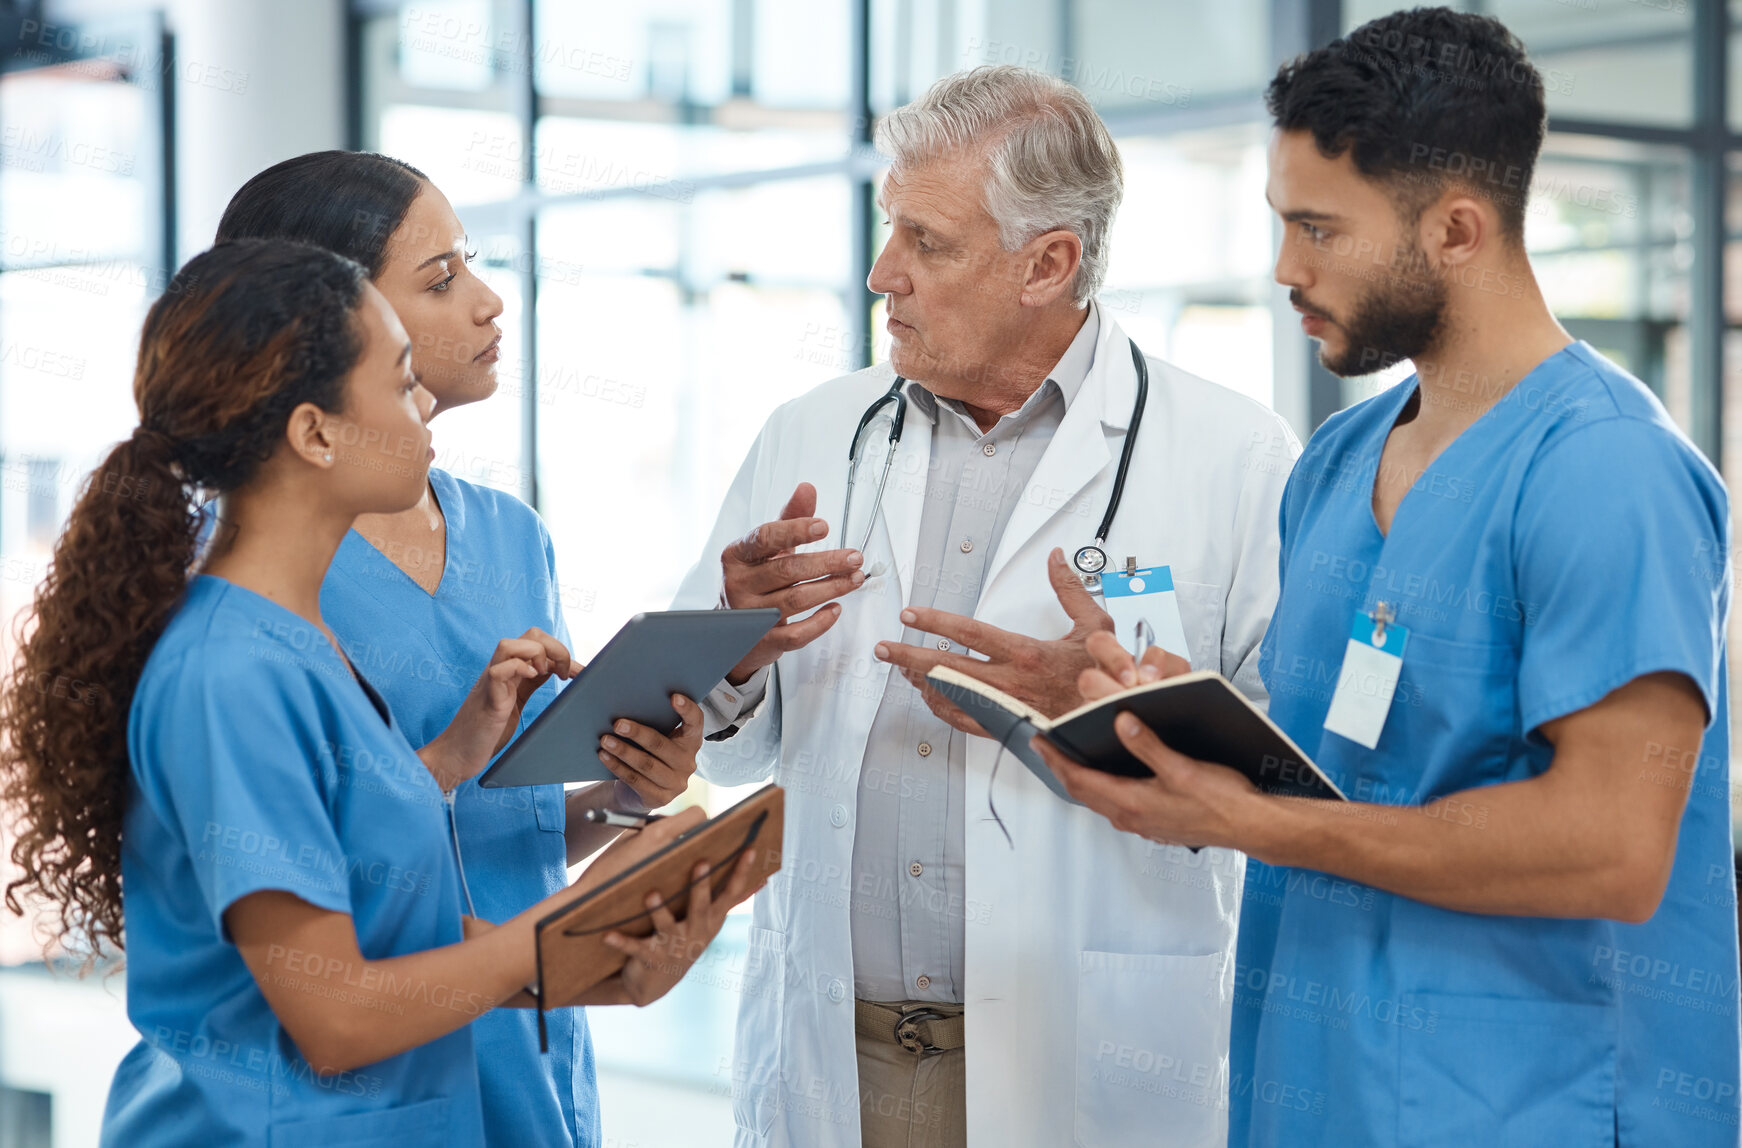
left=916, top=974, right=932, bottom=990
left=982, top=443, right=997, bottom=457
left=917, top=742, right=932, bottom=757
left=959, top=539, right=974, bottom=553
left=909, top=861, right=924, bottom=877
left=936, top=638, right=951, bottom=652
left=829, top=803, right=848, bottom=828
left=828, top=979, right=847, bottom=1003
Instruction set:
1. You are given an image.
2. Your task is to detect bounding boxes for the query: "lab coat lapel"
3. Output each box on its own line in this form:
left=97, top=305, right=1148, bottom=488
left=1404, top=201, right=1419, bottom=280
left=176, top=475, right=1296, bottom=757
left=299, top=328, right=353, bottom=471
left=982, top=317, right=1137, bottom=596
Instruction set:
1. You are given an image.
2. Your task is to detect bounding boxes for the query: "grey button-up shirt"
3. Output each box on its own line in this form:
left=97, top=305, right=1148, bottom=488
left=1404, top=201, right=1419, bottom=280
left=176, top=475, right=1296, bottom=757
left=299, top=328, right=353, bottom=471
left=848, top=305, right=1101, bottom=1004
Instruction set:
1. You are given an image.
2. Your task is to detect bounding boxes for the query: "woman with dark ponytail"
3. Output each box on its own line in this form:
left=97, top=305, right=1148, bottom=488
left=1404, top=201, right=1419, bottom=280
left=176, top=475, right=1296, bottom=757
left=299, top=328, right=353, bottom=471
left=216, top=153, right=710, bottom=1148
left=0, top=240, right=758, bottom=1147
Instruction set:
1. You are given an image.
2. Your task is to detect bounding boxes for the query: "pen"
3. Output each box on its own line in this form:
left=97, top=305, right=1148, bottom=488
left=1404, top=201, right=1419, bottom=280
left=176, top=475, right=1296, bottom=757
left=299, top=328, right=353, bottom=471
left=1133, top=617, right=1155, bottom=665
left=583, top=808, right=665, bottom=829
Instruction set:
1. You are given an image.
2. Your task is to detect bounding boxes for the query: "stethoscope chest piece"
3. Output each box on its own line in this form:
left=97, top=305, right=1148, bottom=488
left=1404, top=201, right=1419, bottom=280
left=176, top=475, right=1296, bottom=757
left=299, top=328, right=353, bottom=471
left=1073, top=544, right=1108, bottom=576
left=1073, top=543, right=1108, bottom=593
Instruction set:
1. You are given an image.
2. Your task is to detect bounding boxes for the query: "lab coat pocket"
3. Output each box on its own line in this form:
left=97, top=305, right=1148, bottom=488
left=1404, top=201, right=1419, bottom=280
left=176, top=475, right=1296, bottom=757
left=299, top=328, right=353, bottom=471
left=1074, top=950, right=1230, bottom=1148
left=1397, top=993, right=1614, bottom=1147
left=533, top=783, right=566, bottom=833
left=732, top=926, right=788, bottom=1138
left=266, top=1096, right=449, bottom=1146
left=1172, top=581, right=1228, bottom=673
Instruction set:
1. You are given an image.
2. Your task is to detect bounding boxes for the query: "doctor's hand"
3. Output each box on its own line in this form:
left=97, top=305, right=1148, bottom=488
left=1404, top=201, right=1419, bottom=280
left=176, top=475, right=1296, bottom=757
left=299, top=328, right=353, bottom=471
left=420, top=629, right=577, bottom=792
left=722, top=482, right=867, bottom=685
left=875, top=548, right=1115, bottom=735
left=1030, top=714, right=1260, bottom=851
left=597, top=694, right=704, bottom=809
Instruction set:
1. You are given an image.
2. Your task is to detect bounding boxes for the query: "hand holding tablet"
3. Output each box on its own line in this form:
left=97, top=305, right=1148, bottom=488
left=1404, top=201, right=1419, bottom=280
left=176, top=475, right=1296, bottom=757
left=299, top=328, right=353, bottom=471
left=478, top=609, right=780, bottom=789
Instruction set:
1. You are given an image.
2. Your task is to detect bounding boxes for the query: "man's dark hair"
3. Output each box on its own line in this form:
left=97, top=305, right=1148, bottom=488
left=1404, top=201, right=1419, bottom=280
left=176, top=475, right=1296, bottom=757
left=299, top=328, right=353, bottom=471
left=1266, top=6, right=1546, bottom=241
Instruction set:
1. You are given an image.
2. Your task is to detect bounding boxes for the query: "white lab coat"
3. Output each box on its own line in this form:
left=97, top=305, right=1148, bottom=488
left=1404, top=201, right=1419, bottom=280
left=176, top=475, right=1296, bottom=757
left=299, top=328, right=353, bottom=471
left=672, top=313, right=1301, bottom=1148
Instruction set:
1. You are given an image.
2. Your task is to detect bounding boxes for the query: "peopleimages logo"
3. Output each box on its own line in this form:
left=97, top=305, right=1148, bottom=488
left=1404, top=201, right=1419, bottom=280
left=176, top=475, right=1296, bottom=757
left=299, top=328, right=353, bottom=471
left=1234, top=964, right=1438, bottom=1033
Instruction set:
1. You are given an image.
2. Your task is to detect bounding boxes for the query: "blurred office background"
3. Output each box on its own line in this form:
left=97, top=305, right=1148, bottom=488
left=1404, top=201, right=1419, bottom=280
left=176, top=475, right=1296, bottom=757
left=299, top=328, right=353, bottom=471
left=0, top=0, right=1733, bottom=1143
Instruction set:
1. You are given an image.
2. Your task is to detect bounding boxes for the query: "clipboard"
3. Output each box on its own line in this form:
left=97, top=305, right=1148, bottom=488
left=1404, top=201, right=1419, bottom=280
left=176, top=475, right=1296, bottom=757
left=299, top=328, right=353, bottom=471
left=531, top=784, right=786, bottom=1049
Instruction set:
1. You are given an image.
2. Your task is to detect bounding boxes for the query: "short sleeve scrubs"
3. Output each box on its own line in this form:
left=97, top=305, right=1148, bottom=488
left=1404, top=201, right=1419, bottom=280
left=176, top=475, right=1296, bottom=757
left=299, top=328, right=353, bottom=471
left=102, top=575, right=483, bottom=1147
left=1235, top=344, right=1740, bottom=1146
left=319, top=468, right=598, bottom=1148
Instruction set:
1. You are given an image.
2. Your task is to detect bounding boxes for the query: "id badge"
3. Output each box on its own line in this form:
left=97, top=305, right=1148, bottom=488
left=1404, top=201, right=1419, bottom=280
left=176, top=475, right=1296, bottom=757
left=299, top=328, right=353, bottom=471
left=1322, top=606, right=1409, bottom=750
left=1101, top=565, right=1190, bottom=664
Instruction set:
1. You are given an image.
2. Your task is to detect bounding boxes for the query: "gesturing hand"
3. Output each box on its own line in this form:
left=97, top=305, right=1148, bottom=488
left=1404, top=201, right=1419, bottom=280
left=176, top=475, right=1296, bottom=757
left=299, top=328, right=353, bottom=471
left=722, top=482, right=866, bottom=685
left=420, top=628, right=576, bottom=791
left=874, top=548, right=1116, bottom=735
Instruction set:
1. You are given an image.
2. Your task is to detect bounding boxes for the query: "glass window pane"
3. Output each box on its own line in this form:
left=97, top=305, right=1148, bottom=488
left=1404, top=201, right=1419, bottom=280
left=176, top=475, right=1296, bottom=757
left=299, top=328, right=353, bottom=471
left=872, top=0, right=972, bottom=112
left=0, top=263, right=155, bottom=969
left=538, top=0, right=847, bottom=108
left=1527, top=136, right=1690, bottom=425
left=1529, top=39, right=1690, bottom=129
left=378, top=104, right=525, bottom=206
left=394, top=0, right=498, bottom=91
left=753, top=0, right=851, bottom=108
left=1342, top=0, right=1692, bottom=129
left=0, top=48, right=163, bottom=974
left=1071, top=0, right=1268, bottom=108
left=536, top=0, right=736, bottom=104
left=533, top=117, right=845, bottom=199
left=0, top=70, right=151, bottom=268
left=357, top=5, right=520, bottom=157
left=1101, top=127, right=1276, bottom=408
left=534, top=185, right=850, bottom=661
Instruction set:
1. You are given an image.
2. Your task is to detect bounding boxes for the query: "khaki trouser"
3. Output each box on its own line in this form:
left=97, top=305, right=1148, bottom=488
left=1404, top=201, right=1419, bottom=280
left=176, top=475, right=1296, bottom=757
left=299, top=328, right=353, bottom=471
left=855, top=1000, right=967, bottom=1148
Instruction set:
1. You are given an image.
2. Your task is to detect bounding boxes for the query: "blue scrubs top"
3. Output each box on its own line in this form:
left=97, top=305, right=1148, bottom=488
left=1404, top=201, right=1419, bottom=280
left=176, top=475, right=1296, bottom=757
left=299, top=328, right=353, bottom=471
left=103, top=575, right=483, bottom=1147
left=1234, top=343, right=1740, bottom=1146
left=319, top=467, right=598, bottom=1148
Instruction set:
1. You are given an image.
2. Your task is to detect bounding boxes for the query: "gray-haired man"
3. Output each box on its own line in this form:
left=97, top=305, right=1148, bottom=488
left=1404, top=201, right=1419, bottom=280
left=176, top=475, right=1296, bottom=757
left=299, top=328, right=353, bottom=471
left=677, top=65, right=1297, bottom=1148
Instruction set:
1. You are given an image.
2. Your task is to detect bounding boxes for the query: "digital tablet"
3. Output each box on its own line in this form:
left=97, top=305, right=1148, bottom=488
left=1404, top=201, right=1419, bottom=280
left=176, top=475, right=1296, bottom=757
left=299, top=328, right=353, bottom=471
left=477, top=608, right=780, bottom=788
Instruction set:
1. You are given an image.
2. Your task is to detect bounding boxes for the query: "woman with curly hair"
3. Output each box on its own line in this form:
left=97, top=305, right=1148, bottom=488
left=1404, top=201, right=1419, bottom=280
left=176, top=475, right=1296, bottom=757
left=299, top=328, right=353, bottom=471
left=0, top=239, right=757, bottom=1146
left=214, top=152, right=716, bottom=1148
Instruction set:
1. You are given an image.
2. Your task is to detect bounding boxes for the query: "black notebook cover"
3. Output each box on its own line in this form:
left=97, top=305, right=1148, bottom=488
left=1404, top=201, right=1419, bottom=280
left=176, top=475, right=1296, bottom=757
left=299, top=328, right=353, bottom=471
left=927, top=668, right=1346, bottom=804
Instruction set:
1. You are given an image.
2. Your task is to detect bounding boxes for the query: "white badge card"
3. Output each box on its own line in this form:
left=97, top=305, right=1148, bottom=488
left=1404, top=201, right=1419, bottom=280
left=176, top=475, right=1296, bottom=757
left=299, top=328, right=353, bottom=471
left=1101, top=565, right=1191, bottom=664
left=1322, top=608, right=1410, bottom=750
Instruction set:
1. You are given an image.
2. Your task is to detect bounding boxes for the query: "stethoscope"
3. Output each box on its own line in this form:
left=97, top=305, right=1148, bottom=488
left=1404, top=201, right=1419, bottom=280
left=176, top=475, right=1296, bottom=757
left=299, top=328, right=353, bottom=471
left=842, top=337, right=1149, bottom=591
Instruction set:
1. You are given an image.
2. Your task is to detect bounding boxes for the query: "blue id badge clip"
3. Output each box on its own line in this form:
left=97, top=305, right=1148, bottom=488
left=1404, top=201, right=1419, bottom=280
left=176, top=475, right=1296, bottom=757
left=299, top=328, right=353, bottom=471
left=1101, top=563, right=1190, bottom=664
left=1322, top=602, right=1409, bottom=750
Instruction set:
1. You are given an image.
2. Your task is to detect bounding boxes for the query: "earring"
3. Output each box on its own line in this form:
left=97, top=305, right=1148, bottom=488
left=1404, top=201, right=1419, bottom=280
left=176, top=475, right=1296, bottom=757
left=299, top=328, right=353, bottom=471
left=323, top=451, right=333, bottom=463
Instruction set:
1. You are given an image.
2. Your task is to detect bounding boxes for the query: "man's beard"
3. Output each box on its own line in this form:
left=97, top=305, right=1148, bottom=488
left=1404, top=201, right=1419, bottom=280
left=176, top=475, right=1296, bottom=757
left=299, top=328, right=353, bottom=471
left=1299, top=262, right=1448, bottom=378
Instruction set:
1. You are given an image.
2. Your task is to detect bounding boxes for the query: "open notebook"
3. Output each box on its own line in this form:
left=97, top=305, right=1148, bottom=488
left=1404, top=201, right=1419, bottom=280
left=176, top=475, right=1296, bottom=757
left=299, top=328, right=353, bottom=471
left=926, top=667, right=1346, bottom=804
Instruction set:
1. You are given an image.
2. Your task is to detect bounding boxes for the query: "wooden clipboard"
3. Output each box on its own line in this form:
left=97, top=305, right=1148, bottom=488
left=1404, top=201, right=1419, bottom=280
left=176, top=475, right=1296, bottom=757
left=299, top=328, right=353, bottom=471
left=532, top=784, right=785, bottom=1049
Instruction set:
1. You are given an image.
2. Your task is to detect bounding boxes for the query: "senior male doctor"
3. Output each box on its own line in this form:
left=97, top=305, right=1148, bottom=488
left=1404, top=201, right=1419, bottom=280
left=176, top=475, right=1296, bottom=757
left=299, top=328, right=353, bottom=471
left=675, top=65, right=1299, bottom=1148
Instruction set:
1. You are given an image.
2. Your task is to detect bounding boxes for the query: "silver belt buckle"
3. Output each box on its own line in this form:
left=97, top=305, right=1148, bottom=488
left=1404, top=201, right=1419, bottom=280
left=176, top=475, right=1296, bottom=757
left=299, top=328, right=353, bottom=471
left=894, top=1007, right=946, bottom=1055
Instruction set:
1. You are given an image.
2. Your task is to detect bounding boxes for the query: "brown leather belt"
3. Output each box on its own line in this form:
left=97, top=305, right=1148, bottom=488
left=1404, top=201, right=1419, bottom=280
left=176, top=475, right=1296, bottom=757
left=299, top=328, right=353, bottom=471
left=855, top=999, right=965, bottom=1055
